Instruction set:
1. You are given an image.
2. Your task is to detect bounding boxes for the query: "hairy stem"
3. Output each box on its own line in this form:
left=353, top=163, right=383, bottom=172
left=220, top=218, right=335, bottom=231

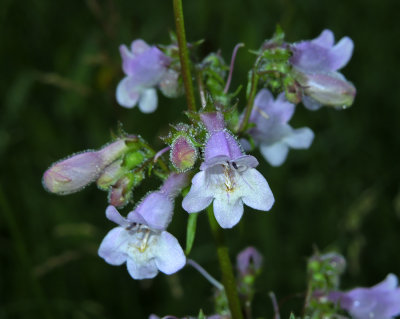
left=207, top=207, right=244, bottom=319
left=172, top=0, right=197, bottom=112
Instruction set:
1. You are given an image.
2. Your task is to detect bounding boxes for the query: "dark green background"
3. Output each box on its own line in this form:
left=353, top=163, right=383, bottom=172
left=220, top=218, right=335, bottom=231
left=1, top=0, right=400, bottom=318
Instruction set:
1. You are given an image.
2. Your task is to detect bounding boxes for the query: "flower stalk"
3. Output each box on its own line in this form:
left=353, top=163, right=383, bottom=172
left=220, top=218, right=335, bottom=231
left=172, top=0, right=197, bottom=112
left=207, top=207, right=244, bottom=319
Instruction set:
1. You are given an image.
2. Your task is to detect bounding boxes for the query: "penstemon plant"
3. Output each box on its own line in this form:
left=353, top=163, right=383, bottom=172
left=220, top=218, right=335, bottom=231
left=41, top=1, right=400, bottom=318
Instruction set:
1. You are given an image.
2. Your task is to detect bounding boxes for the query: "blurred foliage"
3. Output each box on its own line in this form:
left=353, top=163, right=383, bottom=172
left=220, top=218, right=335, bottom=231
left=1, top=0, right=400, bottom=318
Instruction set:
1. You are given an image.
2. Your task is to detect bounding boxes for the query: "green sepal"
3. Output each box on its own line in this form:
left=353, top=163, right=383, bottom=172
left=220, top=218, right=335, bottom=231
left=185, top=212, right=199, bottom=256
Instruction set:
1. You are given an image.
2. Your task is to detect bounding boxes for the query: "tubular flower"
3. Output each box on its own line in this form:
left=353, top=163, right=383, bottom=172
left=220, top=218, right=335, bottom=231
left=98, top=206, right=186, bottom=280
left=116, top=39, right=171, bottom=113
left=182, top=113, right=274, bottom=229
left=245, top=88, right=314, bottom=166
left=328, top=274, right=400, bottom=319
left=290, top=29, right=356, bottom=110
left=42, top=138, right=132, bottom=195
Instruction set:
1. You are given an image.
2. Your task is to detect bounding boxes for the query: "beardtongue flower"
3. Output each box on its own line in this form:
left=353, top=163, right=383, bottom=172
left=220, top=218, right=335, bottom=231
left=289, top=29, right=356, bottom=110
left=245, top=88, right=314, bottom=166
left=42, top=138, right=132, bottom=195
left=98, top=205, right=186, bottom=280
left=116, top=39, right=171, bottom=113
left=98, top=173, right=188, bottom=279
left=182, top=112, right=274, bottom=229
left=328, top=274, right=400, bottom=319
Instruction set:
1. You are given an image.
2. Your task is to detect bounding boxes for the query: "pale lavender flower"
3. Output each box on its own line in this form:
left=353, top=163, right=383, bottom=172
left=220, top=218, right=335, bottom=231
left=98, top=205, right=186, bottom=280
left=290, top=29, right=356, bottom=110
left=98, top=173, right=188, bottom=279
left=182, top=113, right=274, bottom=228
left=329, top=274, right=400, bottom=319
left=245, top=89, right=314, bottom=166
left=116, top=39, right=171, bottom=113
left=42, top=139, right=131, bottom=195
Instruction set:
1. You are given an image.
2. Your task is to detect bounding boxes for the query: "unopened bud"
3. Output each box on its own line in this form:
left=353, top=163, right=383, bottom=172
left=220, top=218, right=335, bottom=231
left=43, top=139, right=130, bottom=195
left=295, top=71, right=356, bottom=108
left=236, top=246, right=263, bottom=277
left=108, top=171, right=144, bottom=208
left=170, top=135, right=198, bottom=172
left=159, top=69, right=183, bottom=98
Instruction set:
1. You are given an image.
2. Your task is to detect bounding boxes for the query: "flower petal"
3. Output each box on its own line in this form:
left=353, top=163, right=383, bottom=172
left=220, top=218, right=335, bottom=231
left=126, top=257, right=158, bottom=279
left=138, top=88, right=158, bottom=113
left=260, top=142, right=289, bottom=166
left=134, top=192, right=173, bottom=230
left=213, top=197, right=244, bottom=228
left=182, top=171, right=213, bottom=213
left=312, top=29, right=334, bottom=48
left=240, top=168, right=274, bottom=211
left=329, top=36, right=354, bottom=70
left=154, top=231, right=186, bottom=275
left=105, top=205, right=130, bottom=227
left=130, top=39, right=150, bottom=56
left=284, top=127, right=314, bottom=149
left=204, top=131, right=243, bottom=161
left=116, top=77, right=140, bottom=108
left=98, top=227, right=129, bottom=265
left=302, top=95, right=323, bottom=111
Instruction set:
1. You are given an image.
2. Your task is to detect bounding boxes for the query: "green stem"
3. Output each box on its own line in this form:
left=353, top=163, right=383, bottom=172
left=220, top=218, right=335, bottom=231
left=237, top=56, right=262, bottom=133
left=172, top=0, right=197, bottom=112
left=207, top=207, right=244, bottom=319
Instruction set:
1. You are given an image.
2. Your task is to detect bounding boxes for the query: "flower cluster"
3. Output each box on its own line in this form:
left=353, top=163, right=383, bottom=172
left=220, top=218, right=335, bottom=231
left=41, top=24, right=400, bottom=319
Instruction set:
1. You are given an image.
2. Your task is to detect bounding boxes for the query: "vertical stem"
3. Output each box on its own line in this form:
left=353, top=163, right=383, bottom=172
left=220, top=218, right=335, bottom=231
left=237, top=56, right=262, bottom=133
left=238, top=70, right=259, bottom=133
left=207, top=207, right=244, bottom=319
left=172, top=0, right=197, bottom=112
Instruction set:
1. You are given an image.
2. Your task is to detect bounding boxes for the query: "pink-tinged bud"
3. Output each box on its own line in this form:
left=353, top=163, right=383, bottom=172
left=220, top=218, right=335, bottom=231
left=170, top=135, right=198, bottom=172
left=108, top=172, right=143, bottom=208
left=43, top=139, right=130, bottom=195
left=237, top=246, right=263, bottom=277
left=96, top=160, right=125, bottom=190
left=296, top=71, right=356, bottom=108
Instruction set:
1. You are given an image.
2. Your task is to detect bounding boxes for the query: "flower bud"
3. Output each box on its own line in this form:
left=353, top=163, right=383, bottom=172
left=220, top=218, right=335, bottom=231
left=236, top=246, right=263, bottom=277
left=96, top=160, right=125, bottom=190
left=108, top=171, right=144, bottom=208
left=159, top=69, right=183, bottom=98
left=295, top=71, right=356, bottom=109
left=170, top=135, right=198, bottom=172
left=43, top=139, right=130, bottom=195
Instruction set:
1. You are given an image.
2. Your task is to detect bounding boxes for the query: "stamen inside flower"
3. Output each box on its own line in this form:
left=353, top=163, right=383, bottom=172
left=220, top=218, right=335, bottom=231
left=223, top=164, right=236, bottom=192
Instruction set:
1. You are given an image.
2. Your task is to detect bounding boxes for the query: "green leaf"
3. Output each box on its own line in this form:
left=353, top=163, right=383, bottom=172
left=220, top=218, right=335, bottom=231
left=185, top=213, right=199, bottom=255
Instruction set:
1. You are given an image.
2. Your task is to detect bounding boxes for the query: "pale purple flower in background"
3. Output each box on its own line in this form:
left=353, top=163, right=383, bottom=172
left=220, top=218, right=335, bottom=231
left=244, top=89, right=314, bottom=166
left=182, top=113, right=274, bottom=229
left=237, top=246, right=263, bottom=277
left=98, top=205, right=186, bottom=280
left=290, top=29, right=356, bottom=110
left=42, top=138, right=131, bottom=195
left=329, top=274, right=400, bottom=319
left=116, top=39, right=171, bottom=113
